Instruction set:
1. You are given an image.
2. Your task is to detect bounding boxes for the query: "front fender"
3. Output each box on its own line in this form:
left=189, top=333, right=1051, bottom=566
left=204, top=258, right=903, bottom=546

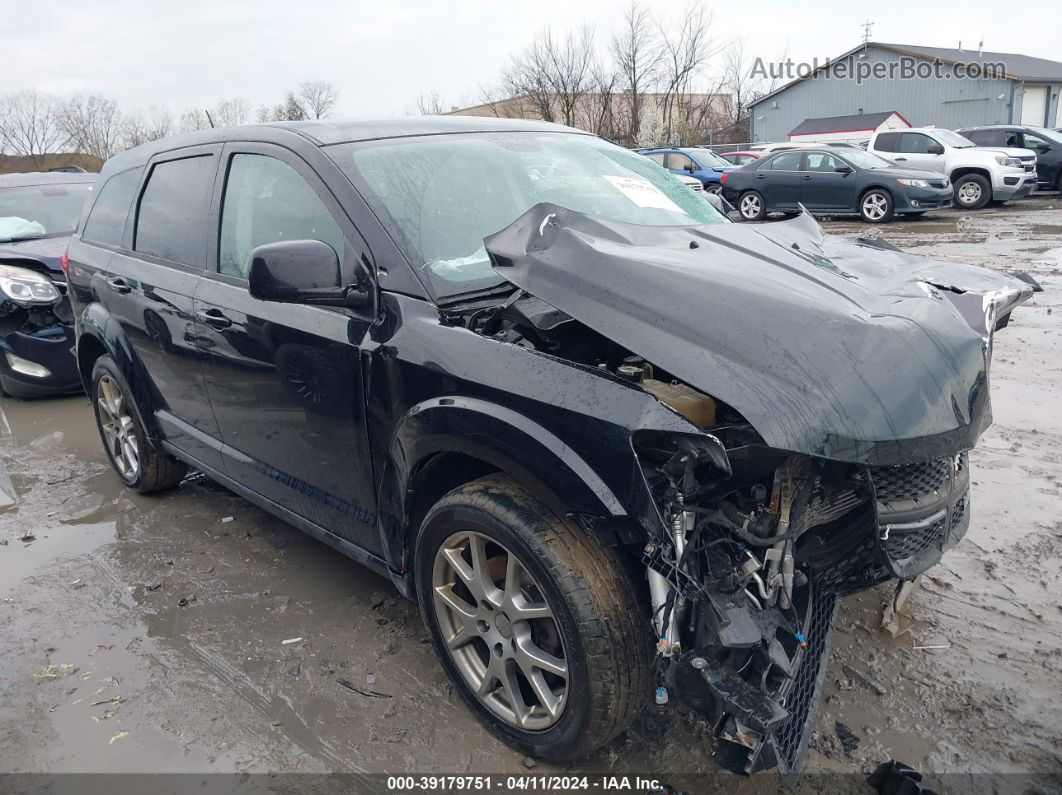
left=376, top=395, right=638, bottom=576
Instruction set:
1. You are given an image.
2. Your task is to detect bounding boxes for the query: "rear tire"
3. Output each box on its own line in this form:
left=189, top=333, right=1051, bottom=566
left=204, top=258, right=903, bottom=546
left=738, top=190, right=766, bottom=221
left=415, top=474, right=651, bottom=761
left=91, top=355, right=187, bottom=494
left=953, top=174, right=991, bottom=210
left=704, top=183, right=722, bottom=195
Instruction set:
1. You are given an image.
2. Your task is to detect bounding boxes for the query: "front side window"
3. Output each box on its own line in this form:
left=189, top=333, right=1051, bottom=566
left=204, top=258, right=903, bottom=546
left=0, top=182, right=95, bottom=243
left=667, top=153, right=697, bottom=171
left=218, top=154, right=344, bottom=279
left=334, top=132, right=724, bottom=299
left=135, top=155, right=216, bottom=267
left=83, top=167, right=143, bottom=246
left=646, top=152, right=667, bottom=166
left=899, top=133, right=937, bottom=154
left=1021, top=132, right=1047, bottom=149
left=805, top=152, right=842, bottom=172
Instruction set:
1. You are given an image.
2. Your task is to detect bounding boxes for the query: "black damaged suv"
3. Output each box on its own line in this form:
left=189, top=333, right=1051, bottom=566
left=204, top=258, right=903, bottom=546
left=67, top=118, right=1032, bottom=778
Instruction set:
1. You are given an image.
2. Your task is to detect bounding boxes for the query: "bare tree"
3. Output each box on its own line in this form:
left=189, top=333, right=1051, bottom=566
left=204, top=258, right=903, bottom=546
left=414, top=91, right=448, bottom=115
left=297, top=80, right=338, bottom=119
left=582, top=62, right=620, bottom=139
left=178, top=108, right=211, bottom=133
left=57, top=94, right=124, bottom=160
left=656, top=3, right=720, bottom=143
left=0, top=90, right=66, bottom=168
left=609, top=1, right=662, bottom=144
left=122, top=106, right=174, bottom=148
left=476, top=83, right=508, bottom=117
left=257, top=91, right=311, bottom=122
left=503, top=25, right=596, bottom=126
left=212, top=97, right=250, bottom=127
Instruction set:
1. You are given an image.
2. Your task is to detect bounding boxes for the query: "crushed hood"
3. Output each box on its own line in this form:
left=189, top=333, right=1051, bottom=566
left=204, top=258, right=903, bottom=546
left=484, top=204, right=1033, bottom=466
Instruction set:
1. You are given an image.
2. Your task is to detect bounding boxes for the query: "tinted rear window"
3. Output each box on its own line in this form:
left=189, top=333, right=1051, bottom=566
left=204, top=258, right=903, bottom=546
left=134, top=155, right=215, bottom=267
left=82, top=167, right=143, bottom=246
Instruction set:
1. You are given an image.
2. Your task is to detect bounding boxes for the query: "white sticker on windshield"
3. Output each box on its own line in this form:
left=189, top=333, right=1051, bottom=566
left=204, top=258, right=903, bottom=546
left=603, top=175, right=682, bottom=212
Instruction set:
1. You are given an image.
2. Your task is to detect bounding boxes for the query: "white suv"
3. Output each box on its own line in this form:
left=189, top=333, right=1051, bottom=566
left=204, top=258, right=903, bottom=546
left=868, top=127, right=1037, bottom=209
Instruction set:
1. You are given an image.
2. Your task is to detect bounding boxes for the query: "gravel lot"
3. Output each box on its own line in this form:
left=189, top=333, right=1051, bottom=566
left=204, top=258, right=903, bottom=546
left=1, top=195, right=1060, bottom=793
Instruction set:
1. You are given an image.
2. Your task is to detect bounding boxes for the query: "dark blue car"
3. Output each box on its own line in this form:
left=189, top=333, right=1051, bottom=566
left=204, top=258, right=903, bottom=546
left=637, top=146, right=737, bottom=193
left=0, top=172, right=95, bottom=397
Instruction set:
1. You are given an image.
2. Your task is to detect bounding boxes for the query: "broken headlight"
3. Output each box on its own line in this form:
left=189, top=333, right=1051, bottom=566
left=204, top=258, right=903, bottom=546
left=0, top=264, right=61, bottom=305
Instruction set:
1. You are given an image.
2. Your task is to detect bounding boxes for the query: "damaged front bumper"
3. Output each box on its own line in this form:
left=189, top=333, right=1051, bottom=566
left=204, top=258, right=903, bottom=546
left=0, top=303, right=80, bottom=398
left=638, top=441, right=974, bottom=780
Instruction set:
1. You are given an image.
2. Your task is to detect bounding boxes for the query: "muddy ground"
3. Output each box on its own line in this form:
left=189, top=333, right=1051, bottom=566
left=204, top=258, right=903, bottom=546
left=1, top=196, right=1060, bottom=794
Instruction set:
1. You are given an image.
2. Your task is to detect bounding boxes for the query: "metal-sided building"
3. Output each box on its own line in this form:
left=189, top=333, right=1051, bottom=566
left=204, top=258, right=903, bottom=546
left=749, top=42, right=1062, bottom=143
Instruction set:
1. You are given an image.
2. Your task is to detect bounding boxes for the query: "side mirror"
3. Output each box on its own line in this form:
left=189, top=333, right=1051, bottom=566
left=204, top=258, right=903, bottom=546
left=1036, top=142, right=1050, bottom=153
left=247, top=239, right=369, bottom=308
left=834, top=165, right=855, bottom=173
left=684, top=163, right=697, bottom=172
left=927, top=144, right=945, bottom=155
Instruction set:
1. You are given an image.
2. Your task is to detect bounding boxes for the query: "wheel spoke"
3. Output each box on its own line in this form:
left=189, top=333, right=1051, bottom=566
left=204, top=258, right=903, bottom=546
left=434, top=582, right=477, bottom=621
left=499, top=662, right=531, bottom=727
left=468, top=535, right=502, bottom=607
left=444, top=619, right=479, bottom=651
left=514, top=631, right=567, bottom=679
left=520, top=662, right=563, bottom=718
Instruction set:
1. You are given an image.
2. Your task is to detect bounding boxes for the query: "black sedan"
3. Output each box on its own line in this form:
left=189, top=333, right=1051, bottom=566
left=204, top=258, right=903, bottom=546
left=721, top=148, right=952, bottom=223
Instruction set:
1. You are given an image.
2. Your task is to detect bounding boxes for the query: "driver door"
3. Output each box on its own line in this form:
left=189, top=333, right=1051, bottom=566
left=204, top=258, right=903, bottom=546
left=193, top=143, right=380, bottom=552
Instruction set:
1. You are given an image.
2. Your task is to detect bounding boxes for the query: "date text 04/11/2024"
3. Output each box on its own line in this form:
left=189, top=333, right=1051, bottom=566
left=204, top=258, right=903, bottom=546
left=386, top=776, right=665, bottom=791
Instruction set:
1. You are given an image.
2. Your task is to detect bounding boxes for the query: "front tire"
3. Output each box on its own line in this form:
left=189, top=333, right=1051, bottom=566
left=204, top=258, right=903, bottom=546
left=91, top=355, right=187, bottom=494
left=738, top=190, right=766, bottom=221
left=859, top=188, right=894, bottom=223
left=954, top=174, right=991, bottom=210
left=704, top=183, right=722, bottom=195
left=415, top=475, right=651, bottom=761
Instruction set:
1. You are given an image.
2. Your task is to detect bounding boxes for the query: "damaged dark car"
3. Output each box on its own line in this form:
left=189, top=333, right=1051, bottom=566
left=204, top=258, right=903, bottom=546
left=66, top=118, right=1033, bottom=779
left=0, top=171, right=95, bottom=398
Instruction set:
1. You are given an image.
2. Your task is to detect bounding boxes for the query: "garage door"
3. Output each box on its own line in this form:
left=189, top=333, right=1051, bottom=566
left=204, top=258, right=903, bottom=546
left=1021, top=85, right=1048, bottom=126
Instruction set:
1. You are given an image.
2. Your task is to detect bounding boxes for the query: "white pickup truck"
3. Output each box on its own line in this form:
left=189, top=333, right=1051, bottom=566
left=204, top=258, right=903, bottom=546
left=868, top=127, right=1037, bottom=210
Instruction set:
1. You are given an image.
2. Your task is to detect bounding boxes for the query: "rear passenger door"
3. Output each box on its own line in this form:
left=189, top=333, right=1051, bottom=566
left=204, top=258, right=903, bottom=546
left=102, top=145, right=225, bottom=470
left=193, top=143, right=379, bottom=551
left=757, top=151, right=805, bottom=210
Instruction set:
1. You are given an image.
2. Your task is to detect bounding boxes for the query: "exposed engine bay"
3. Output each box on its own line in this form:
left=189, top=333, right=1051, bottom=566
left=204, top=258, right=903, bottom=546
left=434, top=203, right=1026, bottom=779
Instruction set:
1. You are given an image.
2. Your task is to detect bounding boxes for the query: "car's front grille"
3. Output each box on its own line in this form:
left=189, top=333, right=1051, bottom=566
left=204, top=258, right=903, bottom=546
left=927, top=178, right=948, bottom=188
left=869, top=456, right=954, bottom=502
left=869, top=453, right=970, bottom=579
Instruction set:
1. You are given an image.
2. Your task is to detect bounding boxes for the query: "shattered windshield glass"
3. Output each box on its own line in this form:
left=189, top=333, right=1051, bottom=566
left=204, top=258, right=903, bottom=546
left=335, top=132, right=726, bottom=298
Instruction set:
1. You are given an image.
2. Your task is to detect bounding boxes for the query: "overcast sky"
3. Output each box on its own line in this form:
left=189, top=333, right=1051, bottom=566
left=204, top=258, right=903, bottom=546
left=2, top=0, right=1058, bottom=119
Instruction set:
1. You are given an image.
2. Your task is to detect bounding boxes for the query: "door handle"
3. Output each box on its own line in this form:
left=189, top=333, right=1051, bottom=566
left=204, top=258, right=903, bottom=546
left=756, top=173, right=766, bottom=179
left=195, top=309, right=232, bottom=329
left=106, top=277, right=131, bottom=294
left=802, top=175, right=812, bottom=180
left=895, top=157, right=908, bottom=161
